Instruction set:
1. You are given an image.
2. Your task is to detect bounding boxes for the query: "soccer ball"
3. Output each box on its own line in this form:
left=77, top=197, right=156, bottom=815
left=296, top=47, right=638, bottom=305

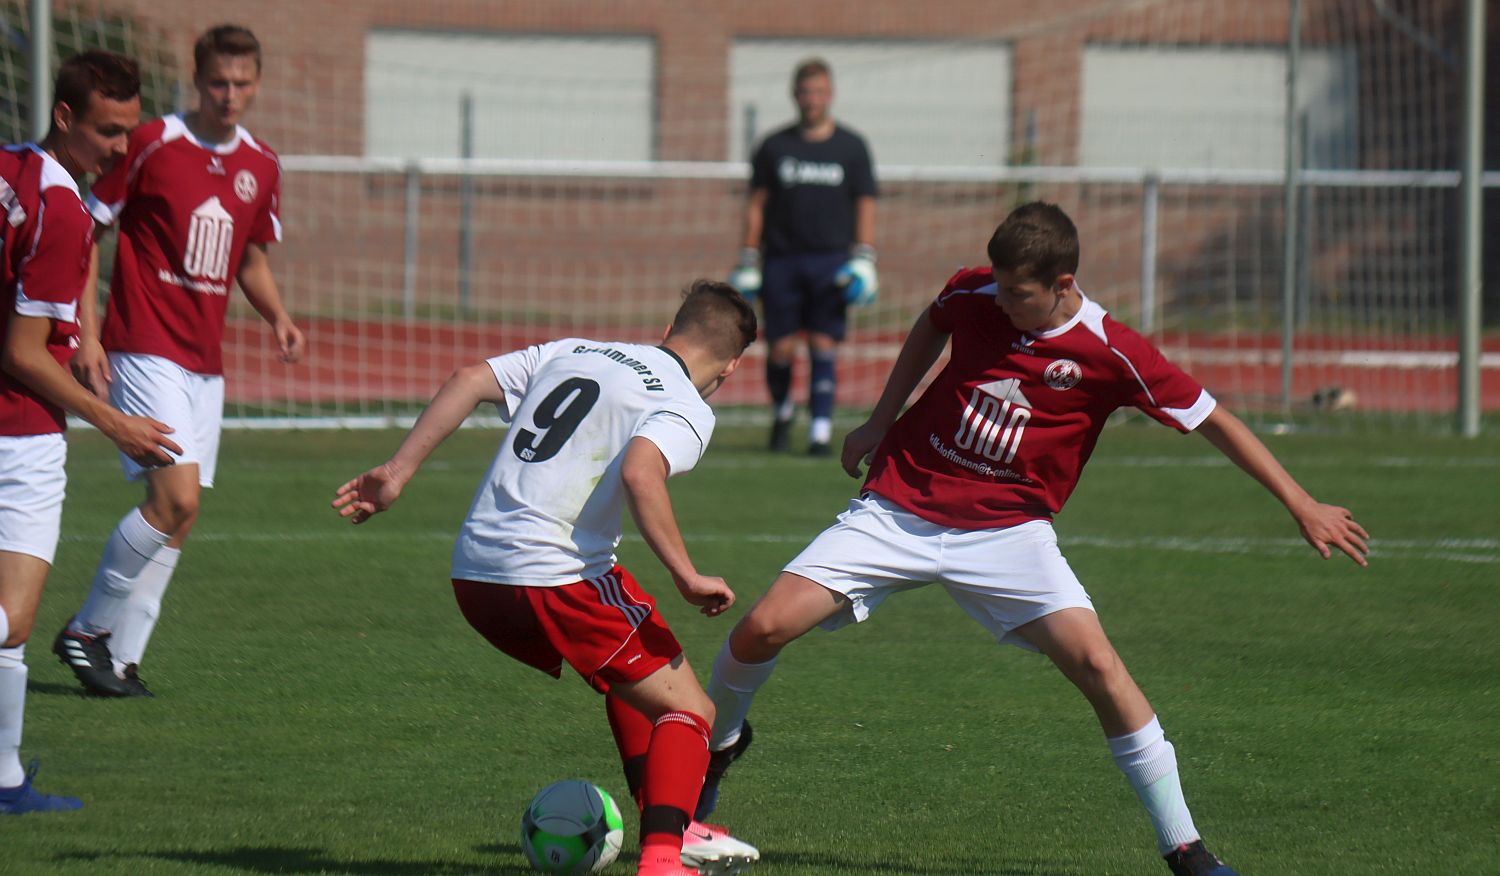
left=520, top=779, right=625, bottom=874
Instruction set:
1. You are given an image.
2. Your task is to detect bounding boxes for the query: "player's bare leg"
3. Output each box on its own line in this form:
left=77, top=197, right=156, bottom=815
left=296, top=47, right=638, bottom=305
left=697, top=572, right=849, bottom=820
left=1015, top=607, right=1152, bottom=736
left=0, top=552, right=82, bottom=813
left=611, top=656, right=758, bottom=875
left=1017, top=608, right=1237, bottom=875
left=141, top=462, right=202, bottom=548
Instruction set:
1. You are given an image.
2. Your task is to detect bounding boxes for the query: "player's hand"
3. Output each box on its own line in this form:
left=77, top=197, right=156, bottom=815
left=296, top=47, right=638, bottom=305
left=840, top=419, right=887, bottom=479
left=70, top=337, right=112, bottom=398
left=274, top=318, right=306, bottom=364
left=674, top=572, right=735, bottom=617
left=332, top=461, right=407, bottom=524
left=108, top=414, right=180, bottom=468
left=728, top=247, right=761, bottom=301
left=1294, top=501, right=1370, bottom=567
left=834, top=244, right=878, bottom=306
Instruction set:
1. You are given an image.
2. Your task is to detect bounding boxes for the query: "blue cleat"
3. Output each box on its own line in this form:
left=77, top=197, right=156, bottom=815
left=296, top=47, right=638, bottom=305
left=1164, top=840, right=1237, bottom=876
left=0, top=761, right=84, bottom=815
left=694, top=720, right=752, bottom=822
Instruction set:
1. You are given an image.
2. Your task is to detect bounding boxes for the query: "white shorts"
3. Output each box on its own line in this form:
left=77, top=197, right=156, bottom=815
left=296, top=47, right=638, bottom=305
left=108, top=352, right=224, bottom=488
left=784, top=493, right=1094, bottom=651
left=0, top=433, right=67, bottom=564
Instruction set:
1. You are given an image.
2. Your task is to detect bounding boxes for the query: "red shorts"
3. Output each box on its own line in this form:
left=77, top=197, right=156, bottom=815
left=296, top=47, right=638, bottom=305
left=452, top=565, right=683, bottom=694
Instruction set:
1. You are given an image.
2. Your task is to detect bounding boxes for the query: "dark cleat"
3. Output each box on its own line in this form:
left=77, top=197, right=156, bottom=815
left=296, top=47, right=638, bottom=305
left=807, top=441, right=832, bottom=457
left=768, top=419, right=791, bottom=453
left=1165, top=840, right=1238, bottom=876
left=52, top=627, right=132, bottom=697
left=120, top=663, right=153, bottom=698
left=694, top=720, right=752, bottom=822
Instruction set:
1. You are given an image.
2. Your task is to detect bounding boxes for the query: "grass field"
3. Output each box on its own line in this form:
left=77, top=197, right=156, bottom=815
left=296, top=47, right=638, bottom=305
left=5, top=420, right=1498, bottom=875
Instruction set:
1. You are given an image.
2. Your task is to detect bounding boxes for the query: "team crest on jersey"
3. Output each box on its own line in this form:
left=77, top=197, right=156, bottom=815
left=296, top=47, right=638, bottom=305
left=1043, top=359, right=1082, bottom=390
left=233, top=169, right=257, bottom=203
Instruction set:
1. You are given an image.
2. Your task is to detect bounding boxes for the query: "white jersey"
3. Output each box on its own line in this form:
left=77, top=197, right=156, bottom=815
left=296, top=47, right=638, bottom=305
left=451, top=339, right=715, bottom=586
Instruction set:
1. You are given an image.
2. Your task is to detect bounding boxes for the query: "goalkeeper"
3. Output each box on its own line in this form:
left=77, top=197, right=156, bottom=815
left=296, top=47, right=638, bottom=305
left=729, top=57, right=878, bottom=456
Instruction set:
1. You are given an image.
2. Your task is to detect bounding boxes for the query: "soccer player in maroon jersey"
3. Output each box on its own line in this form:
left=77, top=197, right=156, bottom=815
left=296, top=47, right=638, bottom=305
left=55, top=25, right=304, bottom=697
left=1, top=50, right=179, bottom=814
left=697, top=203, right=1370, bottom=875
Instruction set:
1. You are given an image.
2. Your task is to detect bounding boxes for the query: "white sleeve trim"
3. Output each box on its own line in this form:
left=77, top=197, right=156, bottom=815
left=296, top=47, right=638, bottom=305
left=14, top=287, right=77, bottom=323
left=85, top=192, right=124, bottom=226
left=1163, top=389, right=1217, bottom=432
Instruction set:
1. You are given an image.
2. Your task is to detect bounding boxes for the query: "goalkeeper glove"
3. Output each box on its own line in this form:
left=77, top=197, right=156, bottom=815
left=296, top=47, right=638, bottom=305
left=728, top=247, right=762, bottom=300
left=834, top=244, right=878, bottom=306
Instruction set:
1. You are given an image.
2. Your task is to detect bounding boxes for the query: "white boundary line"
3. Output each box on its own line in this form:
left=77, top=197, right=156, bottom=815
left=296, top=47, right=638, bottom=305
left=57, top=531, right=1500, bottom=564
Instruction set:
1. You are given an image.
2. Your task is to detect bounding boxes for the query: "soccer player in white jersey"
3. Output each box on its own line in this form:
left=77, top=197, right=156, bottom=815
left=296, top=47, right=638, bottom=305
left=697, top=203, right=1371, bottom=876
left=1, top=50, right=180, bottom=814
left=55, top=25, right=304, bottom=697
left=334, top=281, right=761, bottom=876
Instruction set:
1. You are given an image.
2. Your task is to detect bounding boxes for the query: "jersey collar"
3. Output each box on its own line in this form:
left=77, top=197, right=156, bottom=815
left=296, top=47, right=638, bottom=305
left=1027, top=287, right=1097, bottom=341
left=165, top=113, right=245, bottom=155
left=655, top=345, right=691, bottom=378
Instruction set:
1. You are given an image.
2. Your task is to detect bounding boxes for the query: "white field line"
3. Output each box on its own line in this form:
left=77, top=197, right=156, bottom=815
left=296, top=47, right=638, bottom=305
left=57, top=531, right=1500, bottom=564
left=684, top=455, right=1500, bottom=470
left=59, top=454, right=1500, bottom=472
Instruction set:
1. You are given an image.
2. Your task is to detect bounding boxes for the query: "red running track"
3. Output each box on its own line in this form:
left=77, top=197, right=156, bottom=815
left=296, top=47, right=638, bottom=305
left=222, top=319, right=1500, bottom=414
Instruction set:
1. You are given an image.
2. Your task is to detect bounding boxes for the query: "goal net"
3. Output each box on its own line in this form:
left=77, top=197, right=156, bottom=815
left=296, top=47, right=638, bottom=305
left=3, top=0, right=1490, bottom=429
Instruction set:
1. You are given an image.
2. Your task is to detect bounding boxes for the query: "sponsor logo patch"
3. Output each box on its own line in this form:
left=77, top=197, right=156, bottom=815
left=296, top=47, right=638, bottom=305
left=1044, top=359, right=1082, bottom=390
left=233, top=169, right=257, bottom=203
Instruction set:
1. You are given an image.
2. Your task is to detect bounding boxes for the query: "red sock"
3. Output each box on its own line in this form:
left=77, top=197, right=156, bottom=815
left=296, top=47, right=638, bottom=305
left=605, top=694, right=653, bottom=811
left=639, top=709, right=711, bottom=853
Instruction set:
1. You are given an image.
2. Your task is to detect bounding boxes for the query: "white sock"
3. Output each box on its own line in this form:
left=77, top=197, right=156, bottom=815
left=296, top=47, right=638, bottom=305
left=72, top=508, right=171, bottom=636
left=705, top=639, right=778, bottom=751
left=809, top=417, right=833, bottom=445
left=0, top=605, right=27, bottom=788
left=775, top=399, right=795, bottom=422
left=109, top=545, right=180, bottom=673
left=1108, top=715, right=1201, bottom=854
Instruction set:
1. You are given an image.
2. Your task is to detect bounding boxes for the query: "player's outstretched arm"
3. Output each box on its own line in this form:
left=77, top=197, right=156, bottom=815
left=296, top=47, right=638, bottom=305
left=332, top=362, right=506, bottom=524
left=841, top=308, right=950, bottom=478
left=237, top=243, right=306, bottom=364
left=2, top=313, right=178, bottom=466
left=620, top=436, right=734, bottom=617
left=70, top=245, right=112, bottom=397
left=1195, top=405, right=1370, bottom=566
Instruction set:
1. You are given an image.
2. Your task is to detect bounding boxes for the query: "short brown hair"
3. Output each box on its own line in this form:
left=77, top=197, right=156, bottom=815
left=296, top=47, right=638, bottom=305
left=667, top=279, right=758, bottom=360
left=987, top=201, right=1080, bottom=284
left=793, top=58, right=832, bottom=86
left=195, top=24, right=261, bottom=73
left=53, top=50, right=140, bottom=120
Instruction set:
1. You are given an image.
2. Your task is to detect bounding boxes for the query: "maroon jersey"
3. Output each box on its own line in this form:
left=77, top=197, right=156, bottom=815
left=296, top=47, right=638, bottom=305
left=1, top=145, right=94, bottom=436
left=863, top=267, right=1216, bottom=530
left=87, top=114, right=282, bottom=375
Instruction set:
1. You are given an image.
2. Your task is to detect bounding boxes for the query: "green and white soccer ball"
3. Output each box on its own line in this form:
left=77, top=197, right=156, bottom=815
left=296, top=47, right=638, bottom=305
left=520, top=779, right=625, bottom=874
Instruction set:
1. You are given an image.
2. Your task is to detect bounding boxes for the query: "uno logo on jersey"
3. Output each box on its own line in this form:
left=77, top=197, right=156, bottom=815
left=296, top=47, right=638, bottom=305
left=1043, top=359, right=1082, bottom=391
left=777, top=156, right=845, bottom=187
left=233, top=169, right=258, bottom=203
left=954, top=378, right=1032, bottom=464
left=183, top=197, right=235, bottom=281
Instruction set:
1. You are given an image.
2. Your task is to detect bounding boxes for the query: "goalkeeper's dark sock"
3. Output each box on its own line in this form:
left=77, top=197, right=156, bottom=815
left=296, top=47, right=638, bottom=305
left=766, top=359, right=793, bottom=421
left=809, top=349, right=836, bottom=423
